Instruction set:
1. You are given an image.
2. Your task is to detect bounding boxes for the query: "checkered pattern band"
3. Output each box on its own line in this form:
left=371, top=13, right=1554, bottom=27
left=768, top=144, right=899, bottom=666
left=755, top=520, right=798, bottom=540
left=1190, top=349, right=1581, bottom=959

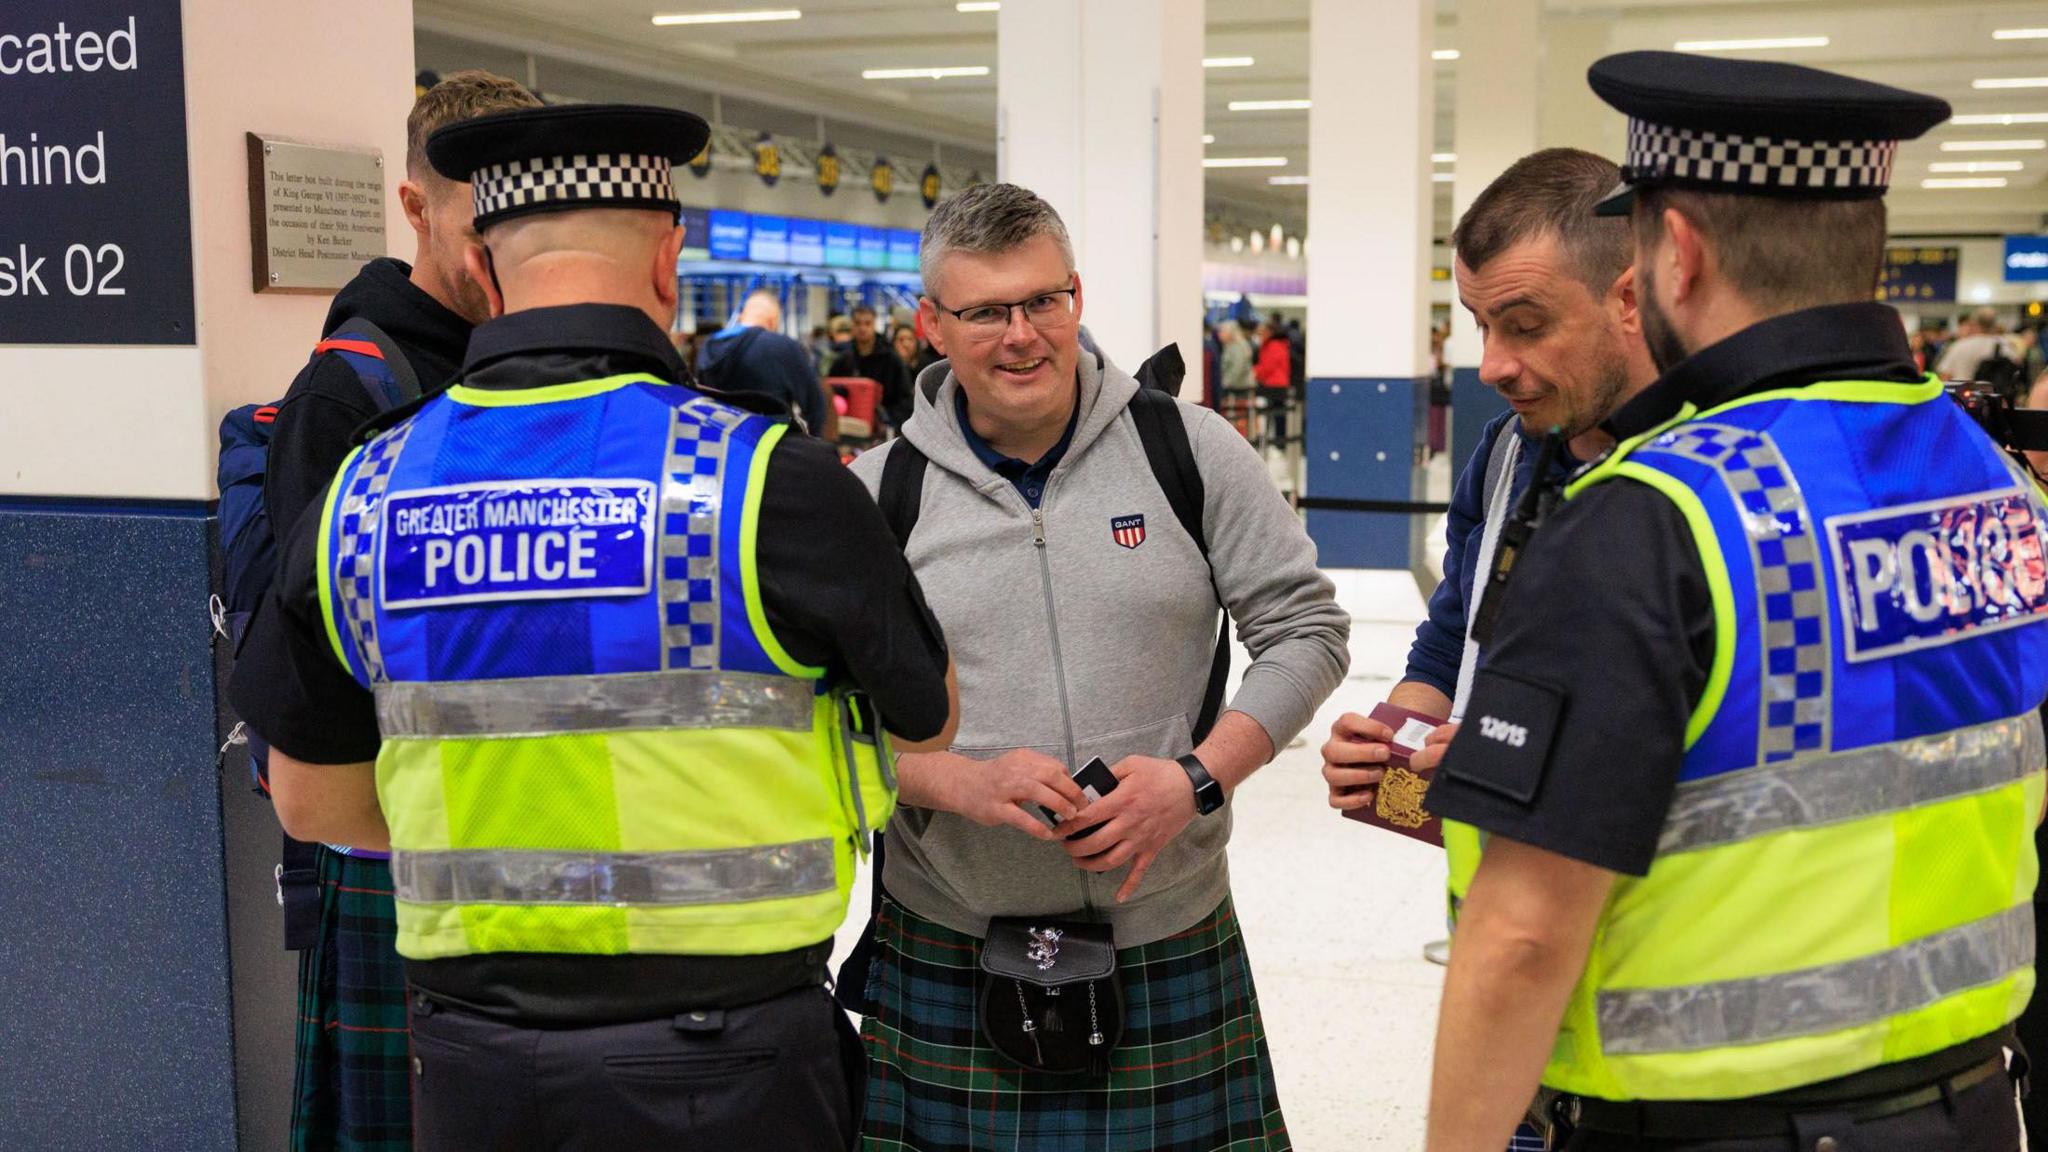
left=658, top=397, right=748, bottom=671
left=335, top=422, right=415, bottom=685
left=470, top=152, right=678, bottom=226
left=1626, top=119, right=1898, bottom=195
left=1641, top=423, right=1832, bottom=764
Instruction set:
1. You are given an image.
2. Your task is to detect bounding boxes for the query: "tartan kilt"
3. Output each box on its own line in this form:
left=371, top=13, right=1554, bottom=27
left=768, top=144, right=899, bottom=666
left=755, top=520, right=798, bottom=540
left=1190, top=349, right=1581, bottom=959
left=291, top=846, right=413, bottom=1152
left=861, top=893, right=1290, bottom=1152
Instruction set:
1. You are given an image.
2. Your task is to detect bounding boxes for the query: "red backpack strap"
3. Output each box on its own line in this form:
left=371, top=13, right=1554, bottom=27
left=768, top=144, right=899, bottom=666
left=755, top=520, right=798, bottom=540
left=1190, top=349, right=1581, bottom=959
left=311, top=338, right=384, bottom=359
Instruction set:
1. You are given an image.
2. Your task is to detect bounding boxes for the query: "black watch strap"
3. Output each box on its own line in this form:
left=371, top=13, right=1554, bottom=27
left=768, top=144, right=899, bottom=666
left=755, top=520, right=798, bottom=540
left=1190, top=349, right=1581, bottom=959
left=1177, top=753, right=1226, bottom=816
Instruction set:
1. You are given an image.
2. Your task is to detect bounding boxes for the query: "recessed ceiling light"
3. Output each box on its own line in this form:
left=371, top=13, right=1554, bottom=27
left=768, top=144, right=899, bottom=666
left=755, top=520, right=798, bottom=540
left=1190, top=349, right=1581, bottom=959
left=1929, top=160, right=2024, bottom=173
left=1432, top=172, right=1455, bottom=182
left=1432, top=152, right=1456, bottom=163
left=652, top=8, right=801, bottom=25
left=863, top=66, right=990, bottom=80
left=1228, top=99, right=1311, bottom=112
left=1675, top=36, right=1829, bottom=52
left=1951, top=112, right=2048, bottom=126
left=1922, top=177, right=2010, bottom=189
left=1976, top=78, right=2048, bottom=90
left=1432, top=49, right=1460, bottom=61
left=1202, top=134, right=1216, bottom=144
left=1204, top=57, right=1255, bottom=68
left=1203, top=156, right=1289, bottom=168
left=956, top=1, right=999, bottom=10
left=1268, top=175, right=1310, bottom=185
left=1941, top=139, right=2047, bottom=151
left=1993, top=28, right=2048, bottom=40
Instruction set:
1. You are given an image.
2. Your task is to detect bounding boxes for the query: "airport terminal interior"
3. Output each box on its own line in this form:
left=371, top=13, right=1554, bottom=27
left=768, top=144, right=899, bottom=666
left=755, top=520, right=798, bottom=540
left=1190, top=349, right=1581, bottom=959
left=4, top=0, right=2048, bottom=1149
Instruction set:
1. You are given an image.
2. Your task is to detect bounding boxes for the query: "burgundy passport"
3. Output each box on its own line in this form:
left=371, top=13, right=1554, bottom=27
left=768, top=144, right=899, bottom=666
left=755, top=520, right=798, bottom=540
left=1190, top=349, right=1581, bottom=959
left=1340, top=702, right=1448, bottom=847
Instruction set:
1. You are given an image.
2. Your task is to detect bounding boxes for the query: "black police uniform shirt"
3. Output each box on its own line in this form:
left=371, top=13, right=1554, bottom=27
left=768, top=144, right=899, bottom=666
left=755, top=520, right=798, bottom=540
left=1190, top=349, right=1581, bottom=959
left=232, top=301, right=953, bottom=1026
left=1429, top=303, right=1927, bottom=876
left=264, top=257, right=471, bottom=540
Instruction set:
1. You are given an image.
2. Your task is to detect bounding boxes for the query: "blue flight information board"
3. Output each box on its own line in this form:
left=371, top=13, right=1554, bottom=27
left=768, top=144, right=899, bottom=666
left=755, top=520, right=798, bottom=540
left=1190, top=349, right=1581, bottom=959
left=2006, top=236, right=2048, bottom=283
left=686, top=207, right=919, bottom=274
left=747, top=214, right=789, bottom=263
left=887, top=229, right=920, bottom=273
left=824, top=221, right=860, bottom=268
left=788, top=217, right=825, bottom=265
left=708, top=210, right=750, bottom=261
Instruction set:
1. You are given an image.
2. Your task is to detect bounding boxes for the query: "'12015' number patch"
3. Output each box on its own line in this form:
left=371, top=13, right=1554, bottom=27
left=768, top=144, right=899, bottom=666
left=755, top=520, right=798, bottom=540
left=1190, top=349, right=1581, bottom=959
left=1825, top=485, right=2048, bottom=662
left=379, top=479, right=656, bottom=609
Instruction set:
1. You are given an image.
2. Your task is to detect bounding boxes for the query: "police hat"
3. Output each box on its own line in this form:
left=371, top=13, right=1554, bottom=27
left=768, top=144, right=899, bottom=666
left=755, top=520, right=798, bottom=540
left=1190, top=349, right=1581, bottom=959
left=425, top=104, right=713, bottom=230
left=1587, top=51, right=1951, bottom=215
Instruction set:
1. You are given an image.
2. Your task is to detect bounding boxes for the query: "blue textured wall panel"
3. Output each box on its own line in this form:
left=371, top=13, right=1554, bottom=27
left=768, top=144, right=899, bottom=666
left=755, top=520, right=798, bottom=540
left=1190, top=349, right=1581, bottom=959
left=1305, top=376, right=1428, bottom=569
left=1450, top=367, right=1510, bottom=481
left=0, top=501, right=238, bottom=1150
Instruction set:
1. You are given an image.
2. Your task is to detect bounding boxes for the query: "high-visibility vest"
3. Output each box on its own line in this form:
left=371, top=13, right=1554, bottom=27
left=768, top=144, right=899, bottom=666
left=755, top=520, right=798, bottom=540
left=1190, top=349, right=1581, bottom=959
left=317, top=372, right=896, bottom=961
left=1447, top=376, right=2048, bottom=1101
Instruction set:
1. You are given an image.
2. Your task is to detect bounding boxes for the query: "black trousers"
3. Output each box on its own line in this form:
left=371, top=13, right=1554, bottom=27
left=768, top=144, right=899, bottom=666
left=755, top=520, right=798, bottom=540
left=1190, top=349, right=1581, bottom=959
left=409, top=983, right=861, bottom=1152
left=2015, top=899, right=2048, bottom=1149
left=1562, top=1067, right=2020, bottom=1151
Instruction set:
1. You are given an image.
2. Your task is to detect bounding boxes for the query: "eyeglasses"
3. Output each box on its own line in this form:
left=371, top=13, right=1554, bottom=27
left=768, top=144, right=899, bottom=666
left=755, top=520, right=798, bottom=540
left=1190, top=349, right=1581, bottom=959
left=930, top=282, right=1078, bottom=336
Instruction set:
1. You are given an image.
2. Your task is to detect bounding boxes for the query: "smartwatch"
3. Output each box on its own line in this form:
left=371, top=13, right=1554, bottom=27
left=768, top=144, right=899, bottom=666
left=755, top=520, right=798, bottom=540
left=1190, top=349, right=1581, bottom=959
left=1176, top=753, right=1226, bottom=816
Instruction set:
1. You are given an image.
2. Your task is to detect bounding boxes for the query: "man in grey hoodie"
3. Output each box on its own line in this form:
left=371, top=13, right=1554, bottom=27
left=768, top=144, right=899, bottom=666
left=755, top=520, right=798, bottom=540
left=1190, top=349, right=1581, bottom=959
left=849, top=182, right=1349, bottom=1150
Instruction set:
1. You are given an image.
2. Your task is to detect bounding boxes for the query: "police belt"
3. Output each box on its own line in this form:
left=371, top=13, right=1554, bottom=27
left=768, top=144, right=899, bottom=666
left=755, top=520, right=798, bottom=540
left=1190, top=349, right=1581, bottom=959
left=1560, top=1033, right=2019, bottom=1139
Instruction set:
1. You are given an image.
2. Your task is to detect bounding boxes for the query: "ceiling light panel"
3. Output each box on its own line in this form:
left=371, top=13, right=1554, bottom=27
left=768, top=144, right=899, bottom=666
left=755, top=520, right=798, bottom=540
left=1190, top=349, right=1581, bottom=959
left=1928, top=160, right=2024, bottom=173
left=1993, top=28, right=2048, bottom=40
left=652, top=8, right=801, bottom=25
left=1203, top=156, right=1289, bottom=168
left=1432, top=49, right=1460, bottom=61
left=1940, top=139, right=2047, bottom=151
left=1951, top=112, right=2048, bottom=126
left=956, top=2, right=1000, bottom=10
left=1976, top=78, right=2048, bottom=90
left=863, top=66, right=990, bottom=80
left=1204, top=57, right=1255, bottom=68
left=1229, top=99, right=1311, bottom=112
left=1921, top=177, right=2010, bottom=188
left=1674, top=36, right=1829, bottom=52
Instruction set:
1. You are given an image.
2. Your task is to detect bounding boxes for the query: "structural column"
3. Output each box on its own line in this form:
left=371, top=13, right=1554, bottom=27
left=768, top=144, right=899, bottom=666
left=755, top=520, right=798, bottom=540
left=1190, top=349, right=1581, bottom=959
left=1303, top=0, right=1435, bottom=568
left=0, top=1, right=414, bottom=1147
left=1445, top=0, right=1541, bottom=474
left=997, top=0, right=1204, bottom=372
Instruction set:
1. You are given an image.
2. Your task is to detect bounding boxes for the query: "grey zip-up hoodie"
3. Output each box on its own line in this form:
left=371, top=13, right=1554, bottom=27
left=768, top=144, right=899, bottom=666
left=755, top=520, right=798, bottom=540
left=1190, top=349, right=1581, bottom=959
left=849, top=354, right=1350, bottom=946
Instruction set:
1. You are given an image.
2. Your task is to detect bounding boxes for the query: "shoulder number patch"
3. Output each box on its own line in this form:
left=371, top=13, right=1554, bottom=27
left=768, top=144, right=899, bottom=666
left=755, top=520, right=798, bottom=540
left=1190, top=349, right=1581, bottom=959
left=380, top=479, right=657, bottom=609
left=1444, top=670, right=1564, bottom=805
left=1824, top=485, right=2048, bottom=662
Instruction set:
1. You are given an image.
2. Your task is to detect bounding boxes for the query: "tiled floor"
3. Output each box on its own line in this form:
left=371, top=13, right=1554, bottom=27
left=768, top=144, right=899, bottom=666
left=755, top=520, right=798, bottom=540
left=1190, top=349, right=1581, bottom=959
left=831, top=568, right=1448, bottom=1150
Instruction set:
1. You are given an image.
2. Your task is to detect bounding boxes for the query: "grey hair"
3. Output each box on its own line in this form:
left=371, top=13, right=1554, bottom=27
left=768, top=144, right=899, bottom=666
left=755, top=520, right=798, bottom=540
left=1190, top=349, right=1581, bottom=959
left=919, top=182, right=1075, bottom=301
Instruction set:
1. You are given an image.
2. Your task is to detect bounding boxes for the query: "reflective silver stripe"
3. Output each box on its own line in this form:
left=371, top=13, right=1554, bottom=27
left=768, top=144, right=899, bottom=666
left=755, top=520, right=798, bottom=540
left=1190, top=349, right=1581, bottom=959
left=1658, top=714, right=2044, bottom=857
left=391, top=840, right=837, bottom=907
left=1598, top=904, right=2034, bottom=1056
left=375, top=670, right=815, bottom=738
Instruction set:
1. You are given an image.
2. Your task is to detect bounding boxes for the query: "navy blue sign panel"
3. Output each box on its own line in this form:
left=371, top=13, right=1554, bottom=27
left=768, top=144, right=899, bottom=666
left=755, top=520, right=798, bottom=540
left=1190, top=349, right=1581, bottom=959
left=0, top=0, right=194, bottom=344
left=380, top=480, right=657, bottom=610
left=2006, top=235, right=2048, bottom=283
left=1825, top=486, right=2048, bottom=662
left=1877, top=246, right=1959, bottom=304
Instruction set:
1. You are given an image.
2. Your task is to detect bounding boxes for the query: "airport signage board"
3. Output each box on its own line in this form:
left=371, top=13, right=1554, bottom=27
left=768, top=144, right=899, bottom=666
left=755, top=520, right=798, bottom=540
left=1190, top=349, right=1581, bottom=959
left=824, top=221, right=860, bottom=268
left=788, top=217, right=825, bottom=265
left=708, top=210, right=750, bottom=261
left=857, top=226, right=888, bottom=269
left=0, top=0, right=194, bottom=344
left=2006, top=236, right=2048, bottom=283
left=1878, top=246, right=1958, bottom=303
left=887, top=229, right=920, bottom=273
left=678, top=206, right=710, bottom=261
left=747, top=214, right=789, bottom=263
left=687, top=208, right=918, bottom=274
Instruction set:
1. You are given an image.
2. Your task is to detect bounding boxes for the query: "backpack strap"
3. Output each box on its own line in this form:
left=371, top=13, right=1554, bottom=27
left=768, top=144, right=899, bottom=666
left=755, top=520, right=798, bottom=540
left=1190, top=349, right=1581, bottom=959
left=316, top=318, right=423, bottom=411
left=1126, top=384, right=1231, bottom=744
left=877, top=439, right=932, bottom=549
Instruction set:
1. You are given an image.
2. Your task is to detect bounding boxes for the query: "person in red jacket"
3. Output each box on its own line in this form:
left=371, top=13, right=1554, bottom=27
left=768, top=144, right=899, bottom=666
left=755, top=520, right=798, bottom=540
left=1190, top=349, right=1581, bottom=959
left=1253, top=320, right=1292, bottom=446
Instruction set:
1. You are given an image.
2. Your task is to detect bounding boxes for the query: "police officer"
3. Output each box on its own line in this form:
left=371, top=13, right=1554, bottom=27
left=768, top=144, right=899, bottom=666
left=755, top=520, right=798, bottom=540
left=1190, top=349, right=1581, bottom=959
left=230, top=103, right=958, bottom=1151
left=1414, top=54, right=2048, bottom=1152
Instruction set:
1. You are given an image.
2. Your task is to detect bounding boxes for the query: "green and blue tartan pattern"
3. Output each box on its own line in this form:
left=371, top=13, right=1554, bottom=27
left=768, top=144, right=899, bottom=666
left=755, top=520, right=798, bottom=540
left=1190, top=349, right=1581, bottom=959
left=291, top=848, right=412, bottom=1152
left=861, top=894, right=1290, bottom=1152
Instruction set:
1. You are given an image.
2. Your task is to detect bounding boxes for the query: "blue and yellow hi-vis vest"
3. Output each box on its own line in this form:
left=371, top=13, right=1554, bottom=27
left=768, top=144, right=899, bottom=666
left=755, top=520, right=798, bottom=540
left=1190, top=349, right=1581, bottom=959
left=316, top=372, right=895, bottom=961
left=1446, top=376, right=2048, bottom=1101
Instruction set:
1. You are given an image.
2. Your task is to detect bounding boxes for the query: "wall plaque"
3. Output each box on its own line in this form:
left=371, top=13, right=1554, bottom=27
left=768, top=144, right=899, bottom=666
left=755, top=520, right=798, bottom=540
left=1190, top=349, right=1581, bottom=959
left=247, top=133, right=387, bottom=293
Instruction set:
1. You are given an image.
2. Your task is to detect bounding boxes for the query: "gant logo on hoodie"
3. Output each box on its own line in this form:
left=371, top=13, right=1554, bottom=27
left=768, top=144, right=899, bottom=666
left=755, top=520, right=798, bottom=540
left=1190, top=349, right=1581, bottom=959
left=1111, top=514, right=1146, bottom=550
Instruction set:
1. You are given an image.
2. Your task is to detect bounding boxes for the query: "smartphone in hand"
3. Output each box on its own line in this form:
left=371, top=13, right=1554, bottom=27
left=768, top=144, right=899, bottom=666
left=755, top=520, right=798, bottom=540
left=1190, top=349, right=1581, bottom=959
left=1034, top=757, right=1119, bottom=831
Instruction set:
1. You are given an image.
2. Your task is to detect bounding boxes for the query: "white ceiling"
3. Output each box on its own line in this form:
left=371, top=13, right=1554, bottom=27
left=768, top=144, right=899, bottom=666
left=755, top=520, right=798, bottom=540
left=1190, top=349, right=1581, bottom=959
left=413, top=0, right=2048, bottom=236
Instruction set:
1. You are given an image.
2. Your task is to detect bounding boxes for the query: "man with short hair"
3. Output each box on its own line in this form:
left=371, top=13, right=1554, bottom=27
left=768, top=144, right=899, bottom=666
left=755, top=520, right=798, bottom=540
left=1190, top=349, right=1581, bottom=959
left=232, top=102, right=958, bottom=1150
left=260, top=69, right=541, bottom=1152
left=1323, top=147, right=1655, bottom=800
left=830, top=303, right=913, bottom=428
left=850, top=181, right=1348, bottom=1150
left=697, top=287, right=833, bottom=435
left=1420, top=54, right=2046, bottom=1152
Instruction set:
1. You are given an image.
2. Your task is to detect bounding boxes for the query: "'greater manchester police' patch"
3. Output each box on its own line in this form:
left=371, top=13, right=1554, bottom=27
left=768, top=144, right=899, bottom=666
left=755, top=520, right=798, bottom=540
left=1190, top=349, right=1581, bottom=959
left=1825, top=485, right=2048, bottom=662
left=380, top=480, right=656, bottom=610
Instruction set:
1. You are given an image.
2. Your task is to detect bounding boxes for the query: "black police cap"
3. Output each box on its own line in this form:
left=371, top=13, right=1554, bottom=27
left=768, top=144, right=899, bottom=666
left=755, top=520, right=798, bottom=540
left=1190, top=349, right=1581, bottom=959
left=425, top=104, right=712, bottom=230
left=1587, top=51, right=1951, bottom=215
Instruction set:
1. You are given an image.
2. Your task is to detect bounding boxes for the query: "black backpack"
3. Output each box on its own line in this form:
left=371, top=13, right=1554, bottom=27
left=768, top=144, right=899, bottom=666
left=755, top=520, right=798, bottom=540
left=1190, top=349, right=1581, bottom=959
left=1975, top=341, right=2026, bottom=401
left=834, top=345, right=1231, bottom=1012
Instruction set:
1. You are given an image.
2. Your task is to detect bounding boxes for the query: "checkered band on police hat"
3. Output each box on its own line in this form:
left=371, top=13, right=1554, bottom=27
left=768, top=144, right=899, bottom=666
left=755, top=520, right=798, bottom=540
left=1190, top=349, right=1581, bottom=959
left=1625, top=119, right=1898, bottom=197
left=469, top=152, right=678, bottom=227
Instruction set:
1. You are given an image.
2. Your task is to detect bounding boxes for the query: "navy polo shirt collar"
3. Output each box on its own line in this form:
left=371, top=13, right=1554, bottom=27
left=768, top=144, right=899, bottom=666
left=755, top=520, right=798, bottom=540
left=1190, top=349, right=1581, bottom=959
left=955, top=385, right=1080, bottom=509
left=461, top=303, right=688, bottom=384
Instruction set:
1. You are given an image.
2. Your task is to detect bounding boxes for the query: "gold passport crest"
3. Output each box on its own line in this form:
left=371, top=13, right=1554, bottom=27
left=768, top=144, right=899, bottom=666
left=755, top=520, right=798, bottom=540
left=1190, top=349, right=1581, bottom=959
left=1377, top=767, right=1432, bottom=829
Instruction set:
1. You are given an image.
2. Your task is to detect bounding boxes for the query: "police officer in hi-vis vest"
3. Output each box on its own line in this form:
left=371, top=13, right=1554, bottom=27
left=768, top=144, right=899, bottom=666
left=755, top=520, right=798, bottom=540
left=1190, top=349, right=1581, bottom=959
left=1410, top=53, right=2048, bottom=1151
left=230, top=103, right=958, bottom=1151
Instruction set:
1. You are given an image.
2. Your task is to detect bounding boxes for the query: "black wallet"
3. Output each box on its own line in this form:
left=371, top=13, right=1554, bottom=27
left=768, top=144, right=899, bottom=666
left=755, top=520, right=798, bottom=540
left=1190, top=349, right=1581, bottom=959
left=979, top=917, right=1125, bottom=1077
